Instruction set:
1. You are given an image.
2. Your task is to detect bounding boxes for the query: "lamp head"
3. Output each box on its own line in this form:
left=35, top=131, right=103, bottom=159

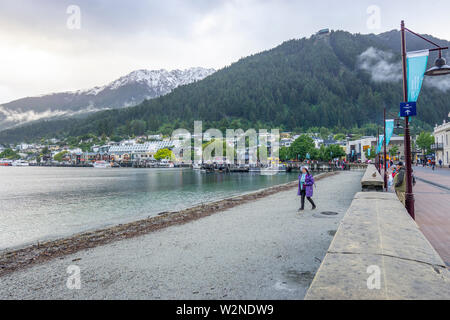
left=425, top=57, right=450, bottom=76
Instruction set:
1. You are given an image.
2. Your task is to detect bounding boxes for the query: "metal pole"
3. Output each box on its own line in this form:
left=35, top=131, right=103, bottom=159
left=376, top=128, right=380, bottom=172
left=384, top=107, right=388, bottom=191
left=401, top=20, right=415, bottom=219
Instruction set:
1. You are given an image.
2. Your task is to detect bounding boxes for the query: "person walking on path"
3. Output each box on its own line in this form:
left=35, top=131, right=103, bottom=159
left=394, top=162, right=406, bottom=206
left=439, top=159, right=443, bottom=169
left=298, top=167, right=316, bottom=211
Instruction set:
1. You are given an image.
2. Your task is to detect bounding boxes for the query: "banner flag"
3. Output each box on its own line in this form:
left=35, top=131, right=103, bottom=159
left=407, top=50, right=429, bottom=102
left=377, top=135, right=384, bottom=154
left=385, top=119, right=394, bottom=146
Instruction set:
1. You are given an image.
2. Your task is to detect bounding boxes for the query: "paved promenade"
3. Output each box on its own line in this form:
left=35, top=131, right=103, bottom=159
left=413, top=166, right=450, bottom=267
left=0, top=171, right=363, bottom=300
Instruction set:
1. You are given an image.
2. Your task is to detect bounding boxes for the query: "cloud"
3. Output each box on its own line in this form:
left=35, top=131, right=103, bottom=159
left=357, top=47, right=402, bottom=82
left=425, top=77, right=450, bottom=92
left=357, top=47, right=450, bottom=91
left=1, top=0, right=450, bottom=102
left=0, top=105, right=107, bottom=130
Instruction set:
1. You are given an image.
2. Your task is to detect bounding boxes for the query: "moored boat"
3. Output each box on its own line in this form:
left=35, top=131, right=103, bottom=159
left=158, top=159, right=175, bottom=168
left=0, top=159, right=13, bottom=166
left=93, top=160, right=112, bottom=168
left=12, top=160, right=29, bottom=166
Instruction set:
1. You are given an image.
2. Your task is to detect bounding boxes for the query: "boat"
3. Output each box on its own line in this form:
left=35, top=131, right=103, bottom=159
left=192, top=163, right=202, bottom=170
left=12, top=160, right=29, bottom=166
left=260, top=163, right=287, bottom=175
left=93, top=160, right=112, bottom=168
left=158, top=159, right=175, bottom=168
left=0, top=159, right=13, bottom=166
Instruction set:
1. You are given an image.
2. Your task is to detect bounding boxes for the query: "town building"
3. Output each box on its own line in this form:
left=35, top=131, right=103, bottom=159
left=433, top=119, right=450, bottom=167
left=346, top=136, right=406, bottom=163
left=108, top=141, right=178, bottom=162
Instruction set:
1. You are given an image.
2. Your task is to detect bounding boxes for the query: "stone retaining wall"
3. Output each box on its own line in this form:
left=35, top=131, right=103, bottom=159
left=361, top=164, right=384, bottom=192
left=305, top=192, right=450, bottom=300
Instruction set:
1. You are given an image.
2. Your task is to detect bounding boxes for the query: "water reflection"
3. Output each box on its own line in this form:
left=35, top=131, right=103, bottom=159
left=0, top=167, right=297, bottom=249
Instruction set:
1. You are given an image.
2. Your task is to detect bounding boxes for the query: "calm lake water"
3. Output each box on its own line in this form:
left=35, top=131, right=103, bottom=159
left=0, top=167, right=298, bottom=250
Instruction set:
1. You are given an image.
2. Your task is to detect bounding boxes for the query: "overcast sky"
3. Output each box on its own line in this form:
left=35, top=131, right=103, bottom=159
left=1, top=0, right=450, bottom=103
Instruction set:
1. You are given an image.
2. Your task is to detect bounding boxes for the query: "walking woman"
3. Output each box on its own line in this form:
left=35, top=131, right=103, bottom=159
left=298, top=167, right=316, bottom=211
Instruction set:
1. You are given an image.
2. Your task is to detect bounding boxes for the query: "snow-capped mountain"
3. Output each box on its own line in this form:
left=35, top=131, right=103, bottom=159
left=0, top=67, right=215, bottom=131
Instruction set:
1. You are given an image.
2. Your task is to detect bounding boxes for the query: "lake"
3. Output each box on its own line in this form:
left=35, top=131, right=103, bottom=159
left=0, top=167, right=298, bottom=250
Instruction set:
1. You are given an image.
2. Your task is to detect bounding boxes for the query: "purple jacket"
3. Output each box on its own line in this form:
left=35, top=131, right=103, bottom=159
left=298, top=174, right=314, bottom=198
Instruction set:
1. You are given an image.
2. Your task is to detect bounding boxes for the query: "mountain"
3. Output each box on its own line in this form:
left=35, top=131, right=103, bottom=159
left=0, top=67, right=215, bottom=131
left=1, top=30, right=450, bottom=144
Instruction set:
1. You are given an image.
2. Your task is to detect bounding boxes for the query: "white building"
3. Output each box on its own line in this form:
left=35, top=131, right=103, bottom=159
left=433, top=118, right=450, bottom=167
left=108, top=141, right=179, bottom=161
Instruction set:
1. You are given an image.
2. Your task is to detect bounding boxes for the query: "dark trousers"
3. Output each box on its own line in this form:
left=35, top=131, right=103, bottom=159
left=300, top=189, right=315, bottom=209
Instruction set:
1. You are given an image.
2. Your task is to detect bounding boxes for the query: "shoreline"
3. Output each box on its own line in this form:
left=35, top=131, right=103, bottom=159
left=0, top=171, right=338, bottom=277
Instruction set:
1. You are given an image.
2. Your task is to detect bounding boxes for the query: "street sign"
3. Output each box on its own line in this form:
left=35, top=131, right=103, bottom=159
left=400, top=102, right=417, bottom=117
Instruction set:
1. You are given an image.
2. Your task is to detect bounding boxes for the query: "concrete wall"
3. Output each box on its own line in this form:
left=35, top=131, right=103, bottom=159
left=361, top=164, right=383, bottom=192
left=305, top=192, right=450, bottom=300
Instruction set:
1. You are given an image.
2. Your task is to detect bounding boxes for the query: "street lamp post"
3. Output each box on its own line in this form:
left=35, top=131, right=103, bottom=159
left=376, top=128, right=380, bottom=172
left=400, top=20, right=450, bottom=219
left=400, top=21, right=415, bottom=219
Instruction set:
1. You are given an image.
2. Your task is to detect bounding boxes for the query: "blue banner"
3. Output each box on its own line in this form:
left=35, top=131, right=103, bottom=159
left=385, top=119, right=394, bottom=146
left=407, top=50, right=429, bottom=102
left=377, top=135, right=384, bottom=154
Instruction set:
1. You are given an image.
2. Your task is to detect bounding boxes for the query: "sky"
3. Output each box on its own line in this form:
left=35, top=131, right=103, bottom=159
left=1, top=0, right=450, bottom=103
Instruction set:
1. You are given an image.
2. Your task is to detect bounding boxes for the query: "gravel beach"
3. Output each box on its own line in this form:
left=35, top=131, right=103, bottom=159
left=0, top=171, right=363, bottom=300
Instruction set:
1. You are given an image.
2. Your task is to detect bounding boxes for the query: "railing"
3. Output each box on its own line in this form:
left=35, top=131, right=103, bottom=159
left=431, top=143, right=444, bottom=150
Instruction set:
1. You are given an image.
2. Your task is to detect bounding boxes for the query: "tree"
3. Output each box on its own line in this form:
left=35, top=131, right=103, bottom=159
left=327, top=144, right=346, bottom=159
left=154, top=148, right=174, bottom=161
left=0, top=148, right=20, bottom=160
left=128, top=120, right=146, bottom=136
left=364, top=148, right=376, bottom=160
left=333, top=133, right=346, bottom=141
left=416, top=132, right=434, bottom=155
left=389, top=145, right=399, bottom=157
left=54, top=151, right=69, bottom=162
left=279, top=146, right=290, bottom=161
left=41, top=146, right=49, bottom=155
left=319, top=127, right=331, bottom=140
left=289, top=135, right=316, bottom=161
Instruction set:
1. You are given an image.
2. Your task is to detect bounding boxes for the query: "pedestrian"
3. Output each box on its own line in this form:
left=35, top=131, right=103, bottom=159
left=393, top=162, right=406, bottom=206
left=439, top=159, right=443, bottom=168
left=432, top=160, right=436, bottom=171
left=391, top=164, right=397, bottom=178
left=298, top=166, right=316, bottom=211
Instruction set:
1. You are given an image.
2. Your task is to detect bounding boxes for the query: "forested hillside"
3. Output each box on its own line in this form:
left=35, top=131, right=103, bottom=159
left=1, top=30, right=449, bottom=144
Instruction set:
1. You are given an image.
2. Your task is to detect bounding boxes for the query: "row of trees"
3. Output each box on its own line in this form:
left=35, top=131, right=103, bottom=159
left=279, top=135, right=346, bottom=162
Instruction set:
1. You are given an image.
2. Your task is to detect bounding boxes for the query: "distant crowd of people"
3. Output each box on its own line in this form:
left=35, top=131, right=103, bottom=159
left=416, top=158, right=445, bottom=171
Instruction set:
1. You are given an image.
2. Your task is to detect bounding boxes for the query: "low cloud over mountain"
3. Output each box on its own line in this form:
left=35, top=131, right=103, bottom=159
left=0, top=67, right=215, bottom=131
